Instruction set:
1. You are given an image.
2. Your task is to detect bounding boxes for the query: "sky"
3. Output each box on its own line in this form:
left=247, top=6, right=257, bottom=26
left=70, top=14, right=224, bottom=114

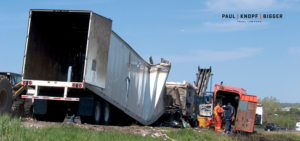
left=0, top=0, right=299, bottom=102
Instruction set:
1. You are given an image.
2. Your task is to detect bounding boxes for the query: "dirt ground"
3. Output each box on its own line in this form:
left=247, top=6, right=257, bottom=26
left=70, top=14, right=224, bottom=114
left=22, top=118, right=178, bottom=137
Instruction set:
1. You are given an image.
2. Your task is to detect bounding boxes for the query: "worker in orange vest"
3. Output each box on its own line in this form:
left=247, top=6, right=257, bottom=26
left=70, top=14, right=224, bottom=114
left=214, top=101, right=223, bottom=132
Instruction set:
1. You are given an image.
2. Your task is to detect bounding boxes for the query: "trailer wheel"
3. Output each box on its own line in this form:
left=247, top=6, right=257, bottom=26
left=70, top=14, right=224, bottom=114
left=101, top=102, right=110, bottom=125
left=0, top=75, right=13, bottom=115
left=11, top=101, right=24, bottom=119
left=91, top=101, right=101, bottom=125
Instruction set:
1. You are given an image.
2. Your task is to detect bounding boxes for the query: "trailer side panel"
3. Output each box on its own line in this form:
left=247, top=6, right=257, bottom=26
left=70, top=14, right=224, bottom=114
left=86, top=32, right=170, bottom=125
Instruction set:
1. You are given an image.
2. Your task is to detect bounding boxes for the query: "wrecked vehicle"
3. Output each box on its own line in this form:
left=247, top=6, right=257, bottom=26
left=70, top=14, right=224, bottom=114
left=160, top=81, right=197, bottom=127
left=158, top=66, right=213, bottom=127
left=199, top=84, right=258, bottom=133
left=21, top=9, right=171, bottom=125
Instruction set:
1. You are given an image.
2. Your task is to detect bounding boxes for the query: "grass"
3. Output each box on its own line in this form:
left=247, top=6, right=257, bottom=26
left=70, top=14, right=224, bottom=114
left=0, top=114, right=162, bottom=141
left=255, top=131, right=300, bottom=141
left=167, top=129, right=233, bottom=141
left=1, top=114, right=300, bottom=141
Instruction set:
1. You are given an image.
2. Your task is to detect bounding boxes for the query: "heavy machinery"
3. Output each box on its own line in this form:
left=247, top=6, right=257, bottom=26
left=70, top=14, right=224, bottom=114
left=20, top=9, right=171, bottom=125
left=193, top=66, right=213, bottom=125
left=158, top=66, right=213, bottom=127
left=199, top=84, right=258, bottom=133
left=0, top=72, right=33, bottom=118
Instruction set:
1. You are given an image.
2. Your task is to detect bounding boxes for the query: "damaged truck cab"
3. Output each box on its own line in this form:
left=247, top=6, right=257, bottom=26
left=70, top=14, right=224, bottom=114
left=199, top=84, right=258, bottom=133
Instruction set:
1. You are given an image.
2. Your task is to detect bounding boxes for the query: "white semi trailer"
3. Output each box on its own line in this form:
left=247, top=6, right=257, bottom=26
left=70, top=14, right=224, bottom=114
left=20, top=9, right=171, bottom=125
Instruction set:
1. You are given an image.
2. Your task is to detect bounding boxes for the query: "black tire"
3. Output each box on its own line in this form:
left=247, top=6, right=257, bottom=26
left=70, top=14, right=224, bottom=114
left=91, top=101, right=102, bottom=125
left=80, top=101, right=102, bottom=125
left=101, top=102, right=110, bottom=125
left=24, top=102, right=33, bottom=118
left=11, top=101, right=24, bottom=118
left=0, top=75, right=13, bottom=115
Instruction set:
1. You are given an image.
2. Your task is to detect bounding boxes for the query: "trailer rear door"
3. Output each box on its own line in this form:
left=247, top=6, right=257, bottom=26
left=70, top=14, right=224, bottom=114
left=84, top=12, right=112, bottom=88
left=235, top=95, right=258, bottom=132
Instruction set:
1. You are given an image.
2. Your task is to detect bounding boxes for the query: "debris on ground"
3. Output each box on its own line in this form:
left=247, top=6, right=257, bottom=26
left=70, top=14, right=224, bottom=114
left=152, top=132, right=176, bottom=141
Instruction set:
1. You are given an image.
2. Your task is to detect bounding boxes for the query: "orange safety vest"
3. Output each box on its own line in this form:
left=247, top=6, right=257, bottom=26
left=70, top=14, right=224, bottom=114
left=214, top=105, right=223, bottom=116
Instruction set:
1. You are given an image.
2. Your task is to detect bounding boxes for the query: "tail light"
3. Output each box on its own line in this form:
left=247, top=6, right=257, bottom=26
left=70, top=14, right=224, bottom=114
left=272, top=126, right=274, bottom=128
left=79, top=84, right=83, bottom=88
left=72, top=83, right=76, bottom=87
left=264, top=126, right=266, bottom=128
left=22, top=81, right=26, bottom=85
left=29, top=81, right=32, bottom=85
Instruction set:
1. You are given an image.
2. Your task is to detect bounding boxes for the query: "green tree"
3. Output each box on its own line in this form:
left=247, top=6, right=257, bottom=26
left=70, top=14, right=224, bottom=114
left=258, top=96, right=281, bottom=124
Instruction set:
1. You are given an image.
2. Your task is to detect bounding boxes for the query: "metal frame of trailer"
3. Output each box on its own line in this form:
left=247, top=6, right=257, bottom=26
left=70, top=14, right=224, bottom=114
left=20, top=9, right=171, bottom=125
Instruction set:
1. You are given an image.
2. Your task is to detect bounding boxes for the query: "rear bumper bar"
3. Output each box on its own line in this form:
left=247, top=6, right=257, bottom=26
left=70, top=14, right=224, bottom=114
left=22, top=95, right=80, bottom=101
left=21, top=80, right=84, bottom=88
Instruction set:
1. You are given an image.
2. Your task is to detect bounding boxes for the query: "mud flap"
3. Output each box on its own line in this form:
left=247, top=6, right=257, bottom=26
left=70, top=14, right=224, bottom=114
left=33, top=99, right=48, bottom=114
left=77, top=96, right=94, bottom=116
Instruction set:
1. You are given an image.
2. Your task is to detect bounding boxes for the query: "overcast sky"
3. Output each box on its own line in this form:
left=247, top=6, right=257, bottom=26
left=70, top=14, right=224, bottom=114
left=0, top=0, right=299, bottom=102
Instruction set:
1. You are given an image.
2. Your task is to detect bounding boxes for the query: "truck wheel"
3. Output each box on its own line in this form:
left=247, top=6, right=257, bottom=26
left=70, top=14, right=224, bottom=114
left=11, top=101, right=24, bottom=119
left=101, top=102, right=110, bottom=125
left=24, top=103, right=33, bottom=118
left=0, top=75, right=13, bottom=115
left=91, top=101, right=101, bottom=125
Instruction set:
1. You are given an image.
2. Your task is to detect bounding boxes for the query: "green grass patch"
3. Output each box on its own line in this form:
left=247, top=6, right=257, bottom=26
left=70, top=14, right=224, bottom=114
left=0, top=114, right=162, bottom=141
left=258, top=132, right=300, bottom=141
left=1, top=114, right=300, bottom=141
left=167, top=129, right=233, bottom=141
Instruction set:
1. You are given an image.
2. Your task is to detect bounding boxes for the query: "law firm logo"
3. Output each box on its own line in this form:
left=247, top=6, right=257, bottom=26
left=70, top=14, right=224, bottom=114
left=222, top=14, right=283, bottom=23
left=222, top=14, right=283, bottom=19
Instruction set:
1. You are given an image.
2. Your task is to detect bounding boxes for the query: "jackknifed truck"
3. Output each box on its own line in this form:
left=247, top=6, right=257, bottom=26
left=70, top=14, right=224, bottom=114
left=20, top=9, right=171, bottom=125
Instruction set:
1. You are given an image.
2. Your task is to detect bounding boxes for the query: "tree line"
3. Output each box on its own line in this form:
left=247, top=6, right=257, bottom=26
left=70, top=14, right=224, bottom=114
left=258, top=96, right=300, bottom=128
